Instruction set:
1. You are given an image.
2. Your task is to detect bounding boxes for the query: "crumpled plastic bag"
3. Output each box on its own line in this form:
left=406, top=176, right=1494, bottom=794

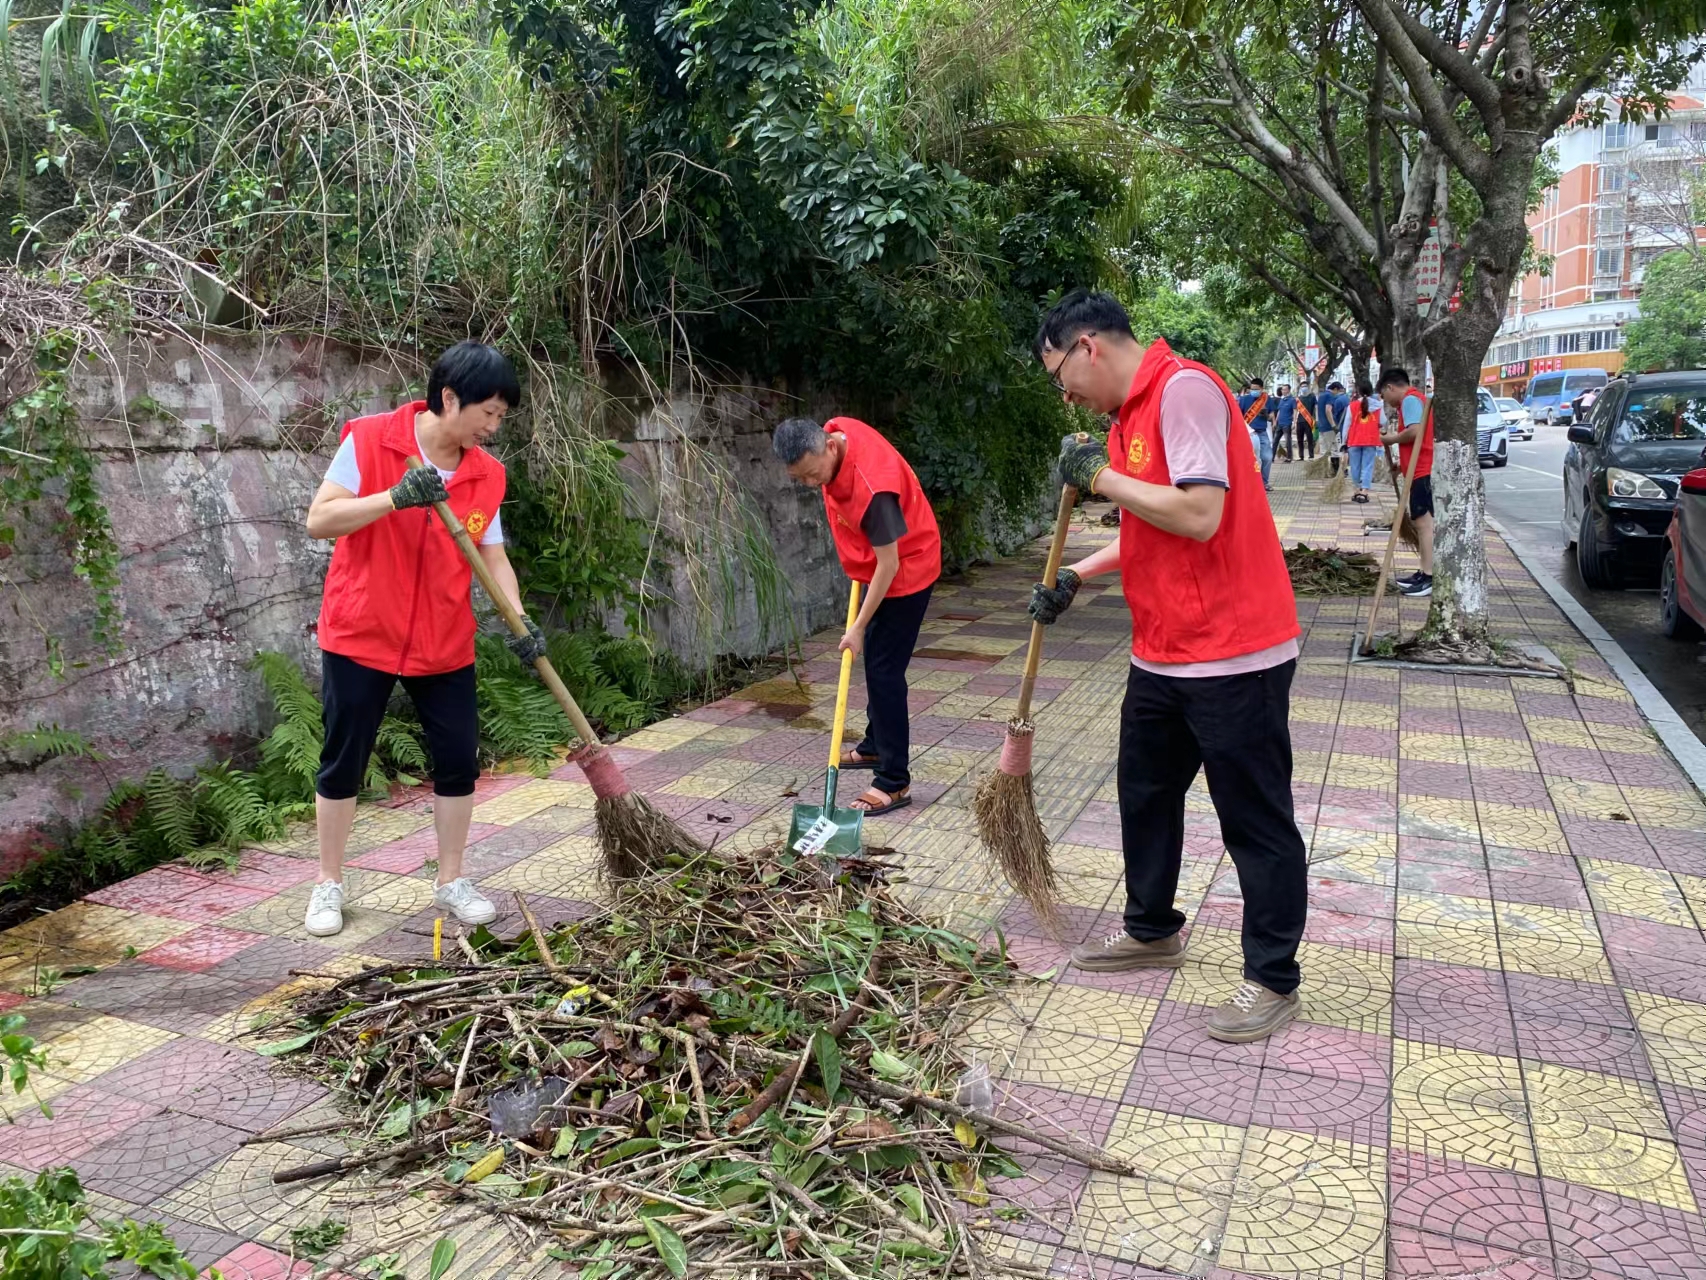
left=954, top=1061, right=994, bottom=1117
left=488, top=1076, right=569, bottom=1137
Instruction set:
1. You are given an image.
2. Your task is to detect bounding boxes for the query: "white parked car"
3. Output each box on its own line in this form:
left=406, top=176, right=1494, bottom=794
left=1496, top=396, right=1532, bottom=440
left=1478, top=388, right=1510, bottom=467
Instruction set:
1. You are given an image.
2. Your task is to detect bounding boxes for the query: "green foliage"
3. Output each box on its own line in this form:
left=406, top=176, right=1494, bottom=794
left=0, top=1168, right=197, bottom=1280
left=0, top=336, right=122, bottom=656
left=288, top=1220, right=346, bottom=1258
left=0, top=725, right=101, bottom=766
left=1624, top=250, right=1706, bottom=372
left=1, top=1012, right=51, bottom=1113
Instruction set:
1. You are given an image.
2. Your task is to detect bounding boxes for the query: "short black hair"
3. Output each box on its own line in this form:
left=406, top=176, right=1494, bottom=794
left=1034, top=288, right=1134, bottom=358
left=1327, top=381, right=1344, bottom=391
left=1376, top=366, right=1411, bottom=391
left=428, top=342, right=521, bottom=414
left=1251, top=377, right=1265, bottom=387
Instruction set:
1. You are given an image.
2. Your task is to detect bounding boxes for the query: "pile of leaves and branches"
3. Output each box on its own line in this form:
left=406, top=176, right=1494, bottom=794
left=263, top=845, right=1128, bottom=1279
left=1284, top=543, right=1380, bottom=596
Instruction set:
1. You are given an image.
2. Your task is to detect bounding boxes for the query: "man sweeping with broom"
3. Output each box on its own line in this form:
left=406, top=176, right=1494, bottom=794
left=1030, top=289, right=1309, bottom=1043
left=773, top=417, right=941, bottom=816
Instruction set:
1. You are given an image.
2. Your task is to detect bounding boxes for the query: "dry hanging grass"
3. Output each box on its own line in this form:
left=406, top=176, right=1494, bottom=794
left=261, top=842, right=1130, bottom=1278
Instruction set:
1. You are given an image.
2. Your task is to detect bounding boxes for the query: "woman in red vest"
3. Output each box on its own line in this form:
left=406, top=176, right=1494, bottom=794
left=1030, top=289, right=1308, bottom=1044
left=773, top=416, right=942, bottom=815
left=1344, top=381, right=1383, bottom=504
left=303, top=342, right=543, bottom=938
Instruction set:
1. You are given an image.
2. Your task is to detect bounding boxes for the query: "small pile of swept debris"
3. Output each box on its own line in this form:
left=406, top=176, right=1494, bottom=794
left=1285, top=542, right=1381, bottom=596
left=265, top=844, right=1128, bottom=1279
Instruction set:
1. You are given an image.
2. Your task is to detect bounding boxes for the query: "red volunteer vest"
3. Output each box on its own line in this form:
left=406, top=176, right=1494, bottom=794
left=1346, top=400, right=1381, bottom=448
left=821, top=417, right=942, bottom=598
left=1397, top=387, right=1434, bottom=479
left=1107, top=341, right=1300, bottom=665
left=316, top=401, right=507, bottom=676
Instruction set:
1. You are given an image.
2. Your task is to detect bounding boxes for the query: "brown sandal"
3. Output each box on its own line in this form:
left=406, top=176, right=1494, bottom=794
left=849, top=786, right=911, bottom=816
left=838, top=749, right=879, bottom=770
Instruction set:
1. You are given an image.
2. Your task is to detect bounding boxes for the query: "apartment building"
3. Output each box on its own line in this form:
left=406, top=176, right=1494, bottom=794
left=1482, top=59, right=1706, bottom=400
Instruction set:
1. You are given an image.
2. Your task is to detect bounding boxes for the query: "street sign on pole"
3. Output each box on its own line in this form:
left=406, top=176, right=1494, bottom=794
left=1416, top=221, right=1442, bottom=311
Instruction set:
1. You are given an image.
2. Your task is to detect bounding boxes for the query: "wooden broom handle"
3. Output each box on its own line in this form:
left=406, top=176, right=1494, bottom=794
left=1015, top=482, right=1080, bottom=720
left=1359, top=394, right=1428, bottom=656
left=406, top=457, right=600, bottom=749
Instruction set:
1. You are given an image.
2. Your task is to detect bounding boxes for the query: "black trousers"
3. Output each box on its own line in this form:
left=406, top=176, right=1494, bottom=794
left=854, top=585, right=932, bottom=794
left=1297, top=425, right=1316, bottom=459
left=317, top=650, right=480, bottom=800
left=1117, top=659, right=1308, bottom=994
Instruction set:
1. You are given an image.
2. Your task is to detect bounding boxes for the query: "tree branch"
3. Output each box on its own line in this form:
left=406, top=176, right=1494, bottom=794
left=1366, top=46, right=1388, bottom=259
left=1543, top=48, right=1622, bottom=136
left=1351, top=0, right=1494, bottom=185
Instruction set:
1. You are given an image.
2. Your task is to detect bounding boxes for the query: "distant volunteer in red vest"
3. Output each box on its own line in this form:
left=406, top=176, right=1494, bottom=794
left=1031, top=289, right=1308, bottom=1043
left=304, top=342, right=544, bottom=938
left=773, top=417, right=942, bottom=816
left=1377, top=366, right=1436, bottom=598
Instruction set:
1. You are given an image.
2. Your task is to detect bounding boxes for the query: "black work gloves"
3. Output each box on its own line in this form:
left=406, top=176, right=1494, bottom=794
left=507, top=615, right=547, bottom=667
left=1029, top=567, right=1082, bottom=625
left=1056, top=436, right=1110, bottom=496
left=390, top=467, right=449, bottom=510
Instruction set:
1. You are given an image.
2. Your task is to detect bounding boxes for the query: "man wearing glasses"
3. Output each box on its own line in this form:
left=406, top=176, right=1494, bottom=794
left=1027, top=289, right=1307, bottom=1044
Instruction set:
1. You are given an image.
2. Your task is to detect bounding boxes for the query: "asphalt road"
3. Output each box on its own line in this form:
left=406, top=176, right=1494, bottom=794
left=1482, top=421, right=1706, bottom=744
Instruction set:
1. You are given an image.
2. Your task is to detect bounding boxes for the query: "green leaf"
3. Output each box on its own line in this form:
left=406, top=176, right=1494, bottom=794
left=892, top=1183, right=928, bottom=1224
left=641, top=1218, right=688, bottom=1277
left=868, top=1050, right=912, bottom=1081
left=256, top=1030, right=318, bottom=1056
left=429, top=1236, right=458, bottom=1280
left=812, top=1029, right=842, bottom=1103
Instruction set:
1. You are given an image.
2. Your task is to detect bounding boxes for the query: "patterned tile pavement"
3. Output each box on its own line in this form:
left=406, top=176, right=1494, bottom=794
left=5, top=462, right=1706, bottom=1277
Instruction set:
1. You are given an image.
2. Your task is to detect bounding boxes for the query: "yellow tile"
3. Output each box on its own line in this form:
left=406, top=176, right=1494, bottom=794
left=1219, top=1129, right=1386, bottom=1280
left=1546, top=779, right=1632, bottom=820
left=40, top=1014, right=177, bottom=1082
left=1584, top=722, right=1661, bottom=755
left=1476, top=802, right=1566, bottom=853
left=1390, top=1042, right=1536, bottom=1175
left=1395, top=918, right=1503, bottom=970
left=515, top=802, right=593, bottom=832
left=1325, top=754, right=1398, bottom=790
left=1525, top=1062, right=1672, bottom=1140
left=1293, top=941, right=1393, bottom=1036
left=1337, top=702, right=1400, bottom=729
left=0, top=902, right=180, bottom=963
left=224, top=883, right=404, bottom=947
left=617, top=719, right=716, bottom=750
left=1629, top=788, right=1706, bottom=831
left=1399, top=733, right=1470, bottom=764
left=0, top=1070, right=74, bottom=1122
left=348, top=871, right=436, bottom=917
left=1523, top=717, right=1599, bottom=749
left=1495, top=903, right=1612, bottom=983
left=1628, top=989, right=1706, bottom=1089
left=1456, top=687, right=1518, bottom=712
left=1290, top=697, right=1342, bottom=725
left=1400, top=686, right=1461, bottom=709
left=472, top=779, right=591, bottom=824
left=483, top=847, right=603, bottom=902
left=1073, top=1108, right=1242, bottom=1272
left=660, top=772, right=735, bottom=799
left=1165, top=925, right=1245, bottom=1007
left=1583, top=860, right=1690, bottom=928
left=1397, top=892, right=1497, bottom=931
left=912, top=670, right=973, bottom=691
left=1465, top=736, right=1538, bottom=769
left=1529, top=1119, right=1695, bottom=1212
left=691, top=725, right=763, bottom=747
left=1401, top=796, right=1481, bottom=841
left=201, top=953, right=386, bottom=1044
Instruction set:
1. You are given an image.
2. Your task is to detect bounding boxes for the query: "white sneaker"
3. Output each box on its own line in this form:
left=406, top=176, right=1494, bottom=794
left=304, top=881, right=345, bottom=937
left=434, top=877, right=497, bottom=925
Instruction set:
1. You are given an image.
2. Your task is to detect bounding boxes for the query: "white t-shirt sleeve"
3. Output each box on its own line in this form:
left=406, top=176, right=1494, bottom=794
left=324, top=434, right=361, bottom=493
left=321, top=433, right=503, bottom=545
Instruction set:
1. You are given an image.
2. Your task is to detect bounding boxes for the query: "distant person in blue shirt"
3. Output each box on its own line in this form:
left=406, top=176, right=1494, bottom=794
left=1273, top=384, right=1298, bottom=463
left=1319, top=381, right=1350, bottom=475
left=1237, top=378, right=1276, bottom=491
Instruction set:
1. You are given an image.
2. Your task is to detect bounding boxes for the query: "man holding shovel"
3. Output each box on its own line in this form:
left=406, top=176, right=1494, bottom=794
left=1029, top=289, right=1309, bottom=1043
left=302, top=342, right=544, bottom=937
left=774, top=417, right=941, bottom=816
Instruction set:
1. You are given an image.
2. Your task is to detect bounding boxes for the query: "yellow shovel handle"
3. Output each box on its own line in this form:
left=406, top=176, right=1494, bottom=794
left=826, top=581, right=862, bottom=770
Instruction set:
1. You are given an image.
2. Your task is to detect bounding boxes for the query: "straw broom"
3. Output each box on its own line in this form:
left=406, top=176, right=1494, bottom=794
left=973, top=480, right=1077, bottom=933
left=410, top=459, right=703, bottom=879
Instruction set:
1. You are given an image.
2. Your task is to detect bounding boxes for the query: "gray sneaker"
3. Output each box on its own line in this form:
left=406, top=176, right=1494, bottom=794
left=1069, top=929, right=1187, bottom=972
left=1206, top=980, right=1300, bottom=1043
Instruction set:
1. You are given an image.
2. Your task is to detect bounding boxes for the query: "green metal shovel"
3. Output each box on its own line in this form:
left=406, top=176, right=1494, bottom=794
left=788, top=580, right=865, bottom=858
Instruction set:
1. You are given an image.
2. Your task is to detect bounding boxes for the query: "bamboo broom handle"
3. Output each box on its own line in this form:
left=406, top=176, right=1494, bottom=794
left=1015, top=482, right=1080, bottom=722
left=406, top=457, right=600, bottom=750
left=825, top=581, right=862, bottom=771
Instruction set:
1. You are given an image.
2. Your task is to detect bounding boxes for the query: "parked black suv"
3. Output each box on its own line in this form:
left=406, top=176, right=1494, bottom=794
left=1562, top=370, right=1706, bottom=588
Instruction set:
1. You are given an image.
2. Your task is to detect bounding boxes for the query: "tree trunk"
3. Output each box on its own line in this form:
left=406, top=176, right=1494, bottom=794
left=1349, top=347, right=1371, bottom=394
left=1412, top=343, right=1490, bottom=648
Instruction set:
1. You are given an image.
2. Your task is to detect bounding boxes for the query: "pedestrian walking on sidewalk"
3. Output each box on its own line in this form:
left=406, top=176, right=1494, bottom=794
left=1296, top=386, right=1318, bottom=461
left=1345, top=381, right=1381, bottom=503
left=1318, top=380, right=1348, bottom=475
left=1237, top=378, right=1276, bottom=491
left=774, top=416, right=942, bottom=816
left=303, top=342, right=537, bottom=938
left=1379, top=367, right=1437, bottom=597
left=1273, top=384, right=1298, bottom=462
left=1030, top=289, right=1309, bottom=1043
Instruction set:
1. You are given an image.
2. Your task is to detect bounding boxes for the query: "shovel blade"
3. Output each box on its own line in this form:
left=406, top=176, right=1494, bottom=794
left=787, top=803, right=864, bottom=857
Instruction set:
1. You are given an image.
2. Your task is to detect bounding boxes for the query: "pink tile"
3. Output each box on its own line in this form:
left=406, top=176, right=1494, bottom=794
left=4, top=1084, right=164, bottom=1170
left=85, top=866, right=205, bottom=913
left=197, top=850, right=316, bottom=893
left=1265, top=1022, right=1391, bottom=1087
left=140, top=925, right=266, bottom=972
left=1387, top=1148, right=1549, bottom=1251
left=202, top=1244, right=314, bottom=1280
left=0, top=991, right=25, bottom=1013
left=151, top=881, right=275, bottom=924
left=1388, top=1228, right=1548, bottom=1280
left=1123, top=1046, right=1257, bottom=1125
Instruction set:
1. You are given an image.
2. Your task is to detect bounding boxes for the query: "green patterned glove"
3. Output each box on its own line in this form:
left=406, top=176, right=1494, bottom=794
left=389, top=467, right=449, bottom=510
left=1056, top=436, right=1110, bottom=496
left=1028, top=568, right=1082, bottom=625
left=507, top=615, right=547, bottom=667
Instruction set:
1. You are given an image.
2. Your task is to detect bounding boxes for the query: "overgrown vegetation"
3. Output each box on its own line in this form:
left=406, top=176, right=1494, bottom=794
left=0, top=1169, right=199, bottom=1280
left=0, top=637, right=690, bottom=920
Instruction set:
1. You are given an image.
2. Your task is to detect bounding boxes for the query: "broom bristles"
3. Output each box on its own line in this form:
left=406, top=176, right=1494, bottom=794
left=596, top=791, right=705, bottom=881
left=973, top=722, right=1063, bottom=936
left=1302, top=455, right=1334, bottom=480
left=1321, top=469, right=1349, bottom=503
